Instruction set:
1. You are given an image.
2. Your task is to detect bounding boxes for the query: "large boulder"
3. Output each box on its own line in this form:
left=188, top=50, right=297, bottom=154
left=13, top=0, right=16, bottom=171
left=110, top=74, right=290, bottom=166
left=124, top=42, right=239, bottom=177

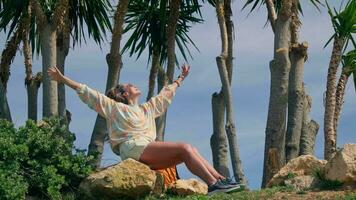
left=325, top=143, right=356, bottom=183
left=167, top=179, right=207, bottom=195
left=267, top=155, right=327, bottom=187
left=79, top=158, right=165, bottom=199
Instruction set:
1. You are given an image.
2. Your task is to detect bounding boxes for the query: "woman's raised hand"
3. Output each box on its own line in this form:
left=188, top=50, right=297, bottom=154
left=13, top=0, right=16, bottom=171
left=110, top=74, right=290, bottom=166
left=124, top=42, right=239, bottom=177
left=47, top=66, right=64, bottom=82
left=180, top=64, right=190, bottom=78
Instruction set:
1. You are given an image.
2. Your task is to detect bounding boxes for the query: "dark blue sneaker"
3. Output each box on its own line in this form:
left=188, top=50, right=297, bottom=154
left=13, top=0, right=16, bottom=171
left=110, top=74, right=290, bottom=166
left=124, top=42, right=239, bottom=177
left=220, top=177, right=239, bottom=185
left=207, top=180, right=243, bottom=195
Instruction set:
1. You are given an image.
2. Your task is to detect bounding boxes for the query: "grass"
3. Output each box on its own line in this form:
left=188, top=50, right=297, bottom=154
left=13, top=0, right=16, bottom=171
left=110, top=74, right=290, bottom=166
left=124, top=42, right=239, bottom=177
left=143, top=186, right=296, bottom=200
left=60, top=185, right=356, bottom=200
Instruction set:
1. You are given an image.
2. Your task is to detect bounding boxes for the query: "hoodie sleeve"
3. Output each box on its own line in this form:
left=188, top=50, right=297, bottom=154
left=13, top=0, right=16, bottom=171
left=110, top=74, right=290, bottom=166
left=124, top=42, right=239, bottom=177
left=141, top=83, right=176, bottom=118
left=76, top=83, right=124, bottom=118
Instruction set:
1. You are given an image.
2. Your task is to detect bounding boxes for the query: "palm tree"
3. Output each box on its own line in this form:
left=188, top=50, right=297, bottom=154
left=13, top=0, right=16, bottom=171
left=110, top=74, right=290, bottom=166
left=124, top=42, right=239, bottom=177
left=243, top=0, right=322, bottom=187
left=0, top=25, right=22, bottom=121
left=324, top=0, right=356, bottom=160
left=157, top=0, right=202, bottom=141
left=0, top=0, right=27, bottom=121
left=0, top=0, right=112, bottom=120
left=22, top=6, right=42, bottom=121
left=285, top=0, right=322, bottom=163
left=121, top=0, right=202, bottom=141
left=244, top=0, right=292, bottom=187
left=210, top=0, right=247, bottom=185
left=334, top=49, right=356, bottom=140
left=57, top=0, right=112, bottom=124
left=88, top=0, right=130, bottom=168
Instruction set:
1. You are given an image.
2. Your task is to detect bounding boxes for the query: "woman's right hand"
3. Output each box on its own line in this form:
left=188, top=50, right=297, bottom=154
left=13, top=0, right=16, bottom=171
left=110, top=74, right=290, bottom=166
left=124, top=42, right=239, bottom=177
left=47, top=66, right=64, bottom=83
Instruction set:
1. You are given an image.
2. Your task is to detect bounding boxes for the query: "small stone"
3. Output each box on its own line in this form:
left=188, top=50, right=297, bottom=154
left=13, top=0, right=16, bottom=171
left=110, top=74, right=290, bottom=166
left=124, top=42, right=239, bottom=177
left=168, top=179, right=208, bottom=195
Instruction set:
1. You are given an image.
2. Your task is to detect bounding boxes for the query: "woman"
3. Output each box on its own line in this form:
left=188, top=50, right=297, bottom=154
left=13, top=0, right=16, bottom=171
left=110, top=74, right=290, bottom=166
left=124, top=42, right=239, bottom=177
left=47, top=65, right=243, bottom=195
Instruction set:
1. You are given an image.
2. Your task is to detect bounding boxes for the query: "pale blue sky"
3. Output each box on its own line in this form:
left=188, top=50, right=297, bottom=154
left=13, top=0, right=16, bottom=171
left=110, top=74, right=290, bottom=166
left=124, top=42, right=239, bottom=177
left=1, top=1, right=355, bottom=189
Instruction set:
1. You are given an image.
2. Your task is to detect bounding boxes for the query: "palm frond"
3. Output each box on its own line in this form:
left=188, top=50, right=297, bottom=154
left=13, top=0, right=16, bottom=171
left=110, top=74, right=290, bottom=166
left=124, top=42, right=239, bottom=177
left=122, top=0, right=202, bottom=67
left=242, top=0, right=323, bottom=15
left=325, top=0, right=356, bottom=51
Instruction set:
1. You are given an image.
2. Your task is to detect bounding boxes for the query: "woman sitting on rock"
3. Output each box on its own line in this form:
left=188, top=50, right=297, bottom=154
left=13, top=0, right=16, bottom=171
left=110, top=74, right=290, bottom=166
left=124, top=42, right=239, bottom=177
left=48, top=64, right=243, bottom=195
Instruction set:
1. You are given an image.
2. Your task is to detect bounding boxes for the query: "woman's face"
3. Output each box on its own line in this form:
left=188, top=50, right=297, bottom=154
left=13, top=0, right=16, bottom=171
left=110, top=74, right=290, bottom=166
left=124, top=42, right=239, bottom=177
left=123, top=83, right=141, bottom=98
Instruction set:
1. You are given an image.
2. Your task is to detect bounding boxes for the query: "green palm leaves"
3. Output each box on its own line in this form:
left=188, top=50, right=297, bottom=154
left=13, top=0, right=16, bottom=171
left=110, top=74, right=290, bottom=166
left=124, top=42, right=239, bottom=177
left=122, top=0, right=203, bottom=66
left=341, top=49, right=356, bottom=92
left=325, top=0, right=356, bottom=50
left=243, top=0, right=323, bottom=14
left=0, top=0, right=112, bottom=51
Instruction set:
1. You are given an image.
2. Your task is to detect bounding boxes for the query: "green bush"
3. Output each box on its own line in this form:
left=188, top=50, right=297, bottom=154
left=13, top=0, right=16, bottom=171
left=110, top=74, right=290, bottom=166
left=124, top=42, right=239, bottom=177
left=0, top=118, right=94, bottom=200
left=312, top=168, right=343, bottom=190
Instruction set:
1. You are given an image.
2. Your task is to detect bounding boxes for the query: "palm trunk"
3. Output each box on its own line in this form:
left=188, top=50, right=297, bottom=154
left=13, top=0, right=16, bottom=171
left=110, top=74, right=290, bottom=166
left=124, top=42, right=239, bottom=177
left=209, top=0, right=233, bottom=179
left=299, top=93, right=319, bottom=156
left=23, top=21, right=42, bottom=121
left=334, top=66, right=350, bottom=135
left=0, top=24, right=23, bottom=122
left=155, top=0, right=181, bottom=141
left=155, top=66, right=168, bottom=142
left=324, top=37, right=345, bottom=160
left=0, top=81, right=11, bottom=121
left=262, top=0, right=292, bottom=188
left=26, top=76, right=42, bottom=121
left=88, top=0, right=129, bottom=168
left=146, top=46, right=160, bottom=101
left=210, top=92, right=230, bottom=177
left=40, top=23, right=58, bottom=118
left=299, top=88, right=319, bottom=155
left=285, top=42, right=307, bottom=162
left=57, top=31, right=70, bottom=124
left=166, top=0, right=181, bottom=83
left=215, top=0, right=246, bottom=185
left=225, top=0, right=233, bottom=84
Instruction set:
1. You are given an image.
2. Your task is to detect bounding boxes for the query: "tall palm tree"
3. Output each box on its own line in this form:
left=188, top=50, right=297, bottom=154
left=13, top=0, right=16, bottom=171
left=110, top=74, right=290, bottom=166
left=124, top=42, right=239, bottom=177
left=0, top=0, right=28, bottom=121
left=334, top=49, right=356, bottom=140
left=57, top=0, right=112, bottom=125
left=285, top=0, right=322, bottom=163
left=121, top=0, right=202, bottom=141
left=243, top=0, right=321, bottom=187
left=324, top=0, right=356, bottom=160
left=122, top=0, right=201, bottom=100
left=208, top=0, right=247, bottom=185
left=88, top=0, right=130, bottom=168
left=0, top=0, right=112, bottom=120
left=157, top=0, right=202, bottom=141
left=0, top=24, right=22, bottom=121
left=22, top=6, right=42, bottom=121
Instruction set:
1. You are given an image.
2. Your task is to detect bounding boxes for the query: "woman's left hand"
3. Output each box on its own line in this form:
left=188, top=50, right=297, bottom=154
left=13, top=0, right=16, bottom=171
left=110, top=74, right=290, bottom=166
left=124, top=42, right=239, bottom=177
left=181, top=64, right=190, bottom=78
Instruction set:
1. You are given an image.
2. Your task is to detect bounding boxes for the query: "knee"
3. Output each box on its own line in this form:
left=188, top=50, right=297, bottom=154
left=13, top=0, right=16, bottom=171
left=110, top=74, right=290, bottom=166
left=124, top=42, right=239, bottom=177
left=179, top=143, right=194, bottom=158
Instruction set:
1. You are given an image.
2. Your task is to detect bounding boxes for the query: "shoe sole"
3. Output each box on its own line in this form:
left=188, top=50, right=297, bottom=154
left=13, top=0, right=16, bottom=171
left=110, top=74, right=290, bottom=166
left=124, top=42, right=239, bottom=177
left=207, top=185, right=243, bottom=196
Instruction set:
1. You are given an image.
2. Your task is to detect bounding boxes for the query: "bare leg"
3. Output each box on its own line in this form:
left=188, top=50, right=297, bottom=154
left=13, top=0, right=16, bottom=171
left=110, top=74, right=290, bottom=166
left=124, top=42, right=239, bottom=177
left=191, top=146, right=226, bottom=180
left=138, top=141, right=217, bottom=185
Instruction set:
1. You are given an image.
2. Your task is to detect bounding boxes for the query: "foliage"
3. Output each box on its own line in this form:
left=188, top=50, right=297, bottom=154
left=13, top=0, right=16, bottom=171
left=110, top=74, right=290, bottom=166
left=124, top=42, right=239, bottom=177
left=0, top=0, right=112, bottom=55
left=0, top=119, right=28, bottom=200
left=242, top=0, right=323, bottom=15
left=312, top=168, right=343, bottom=190
left=341, top=49, right=356, bottom=93
left=286, top=172, right=297, bottom=180
left=325, top=0, right=356, bottom=51
left=0, top=117, right=94, bottom=200
left=122, top=0, right=203, bottom=67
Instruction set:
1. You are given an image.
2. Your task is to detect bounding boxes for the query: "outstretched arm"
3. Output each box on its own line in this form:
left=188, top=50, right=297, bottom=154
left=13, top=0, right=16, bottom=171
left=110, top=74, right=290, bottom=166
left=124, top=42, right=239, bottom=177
left=47, top=66, right=121, bottom=118
left=141, top=64, right=190, bottom=118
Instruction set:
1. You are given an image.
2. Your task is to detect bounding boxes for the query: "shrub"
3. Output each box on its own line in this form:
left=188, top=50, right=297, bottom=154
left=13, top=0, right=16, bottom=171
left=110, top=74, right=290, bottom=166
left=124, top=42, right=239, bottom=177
left=0, top=117, right=94, bottom=200
left=312, top=168, right=343, bottom=190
